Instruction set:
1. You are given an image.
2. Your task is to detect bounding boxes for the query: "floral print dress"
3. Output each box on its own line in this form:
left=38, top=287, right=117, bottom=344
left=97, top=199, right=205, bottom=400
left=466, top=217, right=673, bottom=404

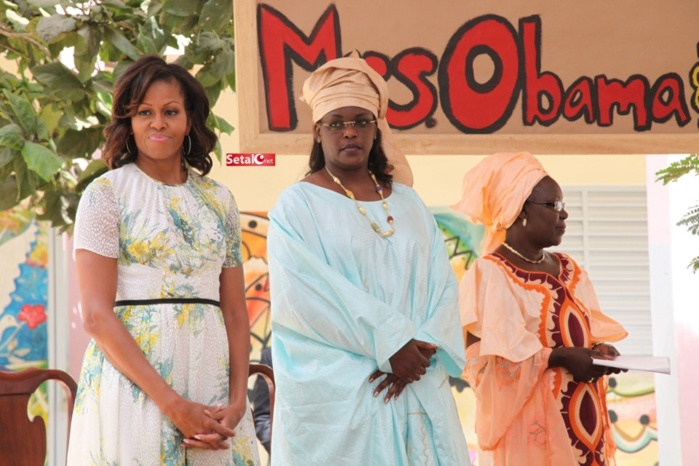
left=67, top=163, right=260, bottom=466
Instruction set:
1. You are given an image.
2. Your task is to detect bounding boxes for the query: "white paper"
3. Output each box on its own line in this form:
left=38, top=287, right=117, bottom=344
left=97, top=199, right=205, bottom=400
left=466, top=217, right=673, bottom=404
left=591, top=355, right=671, bottom=374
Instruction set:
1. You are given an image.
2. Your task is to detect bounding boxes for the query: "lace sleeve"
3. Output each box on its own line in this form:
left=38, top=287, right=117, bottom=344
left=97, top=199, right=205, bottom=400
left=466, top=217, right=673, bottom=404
left=73, top=177, right=119, bottom=259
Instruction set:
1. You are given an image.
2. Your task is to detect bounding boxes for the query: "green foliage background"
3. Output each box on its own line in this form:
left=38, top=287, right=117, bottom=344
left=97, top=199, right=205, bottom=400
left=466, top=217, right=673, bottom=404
left=656, top=154, right=699, bottom=272
left=0, top=0, right=235, bottom=233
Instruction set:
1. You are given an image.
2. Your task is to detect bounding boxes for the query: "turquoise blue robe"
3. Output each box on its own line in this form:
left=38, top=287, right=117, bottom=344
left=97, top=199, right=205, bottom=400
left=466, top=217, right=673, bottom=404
left=268, top=182, right=471, bottom=465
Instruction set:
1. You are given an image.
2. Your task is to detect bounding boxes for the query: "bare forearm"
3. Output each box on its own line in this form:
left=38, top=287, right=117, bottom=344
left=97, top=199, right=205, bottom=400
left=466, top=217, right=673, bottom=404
left=224, top=310, right=250, bottom=405
left=219, top=265, right=251, bottom=407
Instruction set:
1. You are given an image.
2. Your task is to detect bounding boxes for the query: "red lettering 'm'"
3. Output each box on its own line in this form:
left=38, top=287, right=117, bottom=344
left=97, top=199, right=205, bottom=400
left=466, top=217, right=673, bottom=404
left=596, top=75, right=649, bottom=130
left=258, top=4, right=340, bottom=131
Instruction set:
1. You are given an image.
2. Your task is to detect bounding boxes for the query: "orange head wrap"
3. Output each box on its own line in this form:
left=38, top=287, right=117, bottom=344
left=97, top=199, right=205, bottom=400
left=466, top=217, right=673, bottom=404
left=301, top=52, right=413, bottom=186
left=451, top=152, right=548, bottom=254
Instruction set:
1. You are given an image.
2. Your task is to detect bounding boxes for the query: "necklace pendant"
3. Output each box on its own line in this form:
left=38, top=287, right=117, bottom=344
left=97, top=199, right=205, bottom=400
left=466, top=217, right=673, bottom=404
left=501, top=242, right=546, bottom=264
left=325, top=166, right=397, bottom=239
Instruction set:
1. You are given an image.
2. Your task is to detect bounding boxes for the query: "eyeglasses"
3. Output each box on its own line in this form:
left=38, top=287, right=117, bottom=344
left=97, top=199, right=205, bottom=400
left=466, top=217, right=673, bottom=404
left=319, top=119, right=377, bottom=132
left=525, top=200, right=566, bottom=212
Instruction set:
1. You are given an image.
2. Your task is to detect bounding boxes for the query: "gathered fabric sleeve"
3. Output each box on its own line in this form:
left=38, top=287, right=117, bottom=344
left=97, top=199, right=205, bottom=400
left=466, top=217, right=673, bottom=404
left=464, top=342, right=555, bottom=450
left=459, top=258, right=562, bottom=453
left=222, top=190, right=243, bottom=268
left=268, top=189, right=417, bottom=370
left=571, top=263, right=628, bottom=344
left=460, top=258, right=544, bottom=362
left=73, top=177, right=120, bottom=259
left=412, top=212, right=466, bottom=377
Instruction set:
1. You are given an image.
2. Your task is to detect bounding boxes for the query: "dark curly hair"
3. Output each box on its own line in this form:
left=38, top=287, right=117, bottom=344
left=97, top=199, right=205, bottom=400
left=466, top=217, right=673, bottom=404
left=102, top=55, right=217, bottom=175
left=307, top=129, right=394, bottom=185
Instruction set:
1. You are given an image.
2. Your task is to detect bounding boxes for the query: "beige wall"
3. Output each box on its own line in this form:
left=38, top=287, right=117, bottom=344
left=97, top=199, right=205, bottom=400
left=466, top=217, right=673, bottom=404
left=211, top=90, right=647, bottom=211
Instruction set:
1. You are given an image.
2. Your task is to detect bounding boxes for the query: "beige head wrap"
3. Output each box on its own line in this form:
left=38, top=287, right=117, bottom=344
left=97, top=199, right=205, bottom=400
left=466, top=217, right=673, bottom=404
left=301, top=52, right=413, bottom=186
left=451, top=152, right=548, bottom=254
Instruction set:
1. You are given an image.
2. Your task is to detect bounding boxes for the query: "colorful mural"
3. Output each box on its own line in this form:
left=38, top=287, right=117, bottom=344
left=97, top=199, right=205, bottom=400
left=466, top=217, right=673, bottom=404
left=239, top=208, right=659, bottom=465
left=241, top=212, right=272, bottom=366
left=0, top=208, right=51, bottom=436
left=608, top=373, right=659, bottom=466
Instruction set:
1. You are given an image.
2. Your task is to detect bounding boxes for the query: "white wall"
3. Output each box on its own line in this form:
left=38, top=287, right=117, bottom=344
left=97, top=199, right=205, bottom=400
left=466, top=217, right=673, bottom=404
left=646, top=154, right=699, bottom=466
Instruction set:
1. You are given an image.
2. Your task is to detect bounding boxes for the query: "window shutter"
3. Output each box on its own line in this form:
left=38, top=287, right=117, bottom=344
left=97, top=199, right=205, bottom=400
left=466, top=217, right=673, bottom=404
left=550, top=186, right=651, bottom=355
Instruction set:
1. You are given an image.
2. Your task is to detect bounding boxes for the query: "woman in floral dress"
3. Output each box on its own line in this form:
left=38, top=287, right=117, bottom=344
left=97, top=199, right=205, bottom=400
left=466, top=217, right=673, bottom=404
left=67, top=55, right=260, bottom=465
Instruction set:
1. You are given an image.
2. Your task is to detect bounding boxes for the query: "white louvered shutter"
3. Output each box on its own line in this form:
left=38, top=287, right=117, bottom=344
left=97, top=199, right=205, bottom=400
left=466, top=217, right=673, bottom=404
left=550, top=186, right=651, bottom=355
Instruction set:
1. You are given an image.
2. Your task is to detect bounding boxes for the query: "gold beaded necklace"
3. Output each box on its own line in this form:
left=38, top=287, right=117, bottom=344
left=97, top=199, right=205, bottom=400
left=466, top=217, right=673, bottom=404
left=325, top=166, right=395, bottom=238
left=501, top=241, right=546, bottom=264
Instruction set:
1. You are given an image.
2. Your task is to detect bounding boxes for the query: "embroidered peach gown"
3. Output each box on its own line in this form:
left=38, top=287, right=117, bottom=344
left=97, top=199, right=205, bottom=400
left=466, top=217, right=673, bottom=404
left=460, top=252, right=627, bottom=466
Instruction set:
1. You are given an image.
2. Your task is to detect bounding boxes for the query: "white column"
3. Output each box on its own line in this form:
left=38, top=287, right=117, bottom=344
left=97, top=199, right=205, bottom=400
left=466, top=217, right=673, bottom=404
left=646, top=154, right=699, bottom=466
left=48, top=229, right=71, bottom=466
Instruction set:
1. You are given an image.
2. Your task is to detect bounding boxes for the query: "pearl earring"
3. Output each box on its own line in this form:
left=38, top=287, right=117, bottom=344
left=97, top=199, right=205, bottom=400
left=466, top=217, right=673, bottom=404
left=522, top=218, right=527, bottom=227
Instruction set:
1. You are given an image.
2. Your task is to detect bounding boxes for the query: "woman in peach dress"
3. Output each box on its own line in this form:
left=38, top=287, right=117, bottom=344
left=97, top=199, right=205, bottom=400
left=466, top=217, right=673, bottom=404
left=453, top=152, right=627, bottom=466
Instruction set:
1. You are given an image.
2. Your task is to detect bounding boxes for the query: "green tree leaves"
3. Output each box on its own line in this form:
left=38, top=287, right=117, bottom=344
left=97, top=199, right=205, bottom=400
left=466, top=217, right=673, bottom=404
left=0, top=0, right=236, bottom=233
left=656, top=154, right=699, bottom=272
left=36, top=15, right=76, bottom=43
left=21, top=142, right=63, bottom=181
left=0, top=125, right=25, bottom=151
left=2, top=89, right=40, bottom=136
left=104, top=25, right=142, bottom=61
left=199, top=0, right=232, bottom=31
left=31, top=62, right=86, bottom=101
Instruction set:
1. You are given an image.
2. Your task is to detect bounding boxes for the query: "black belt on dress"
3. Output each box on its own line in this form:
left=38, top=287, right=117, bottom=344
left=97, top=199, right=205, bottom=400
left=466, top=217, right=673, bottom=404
left=114, top=298, right=220, bottom=307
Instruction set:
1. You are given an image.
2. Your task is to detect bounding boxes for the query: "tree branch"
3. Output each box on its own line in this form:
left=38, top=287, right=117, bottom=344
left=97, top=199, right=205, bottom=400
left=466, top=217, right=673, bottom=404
left=0, top=26, right=51, bottom=57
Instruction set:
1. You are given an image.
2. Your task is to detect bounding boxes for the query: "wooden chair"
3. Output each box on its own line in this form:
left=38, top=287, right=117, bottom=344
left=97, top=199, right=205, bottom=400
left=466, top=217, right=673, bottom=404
left=0, top=368, right=78, bottom=466
left=248, top=363, right=275, bottom=444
